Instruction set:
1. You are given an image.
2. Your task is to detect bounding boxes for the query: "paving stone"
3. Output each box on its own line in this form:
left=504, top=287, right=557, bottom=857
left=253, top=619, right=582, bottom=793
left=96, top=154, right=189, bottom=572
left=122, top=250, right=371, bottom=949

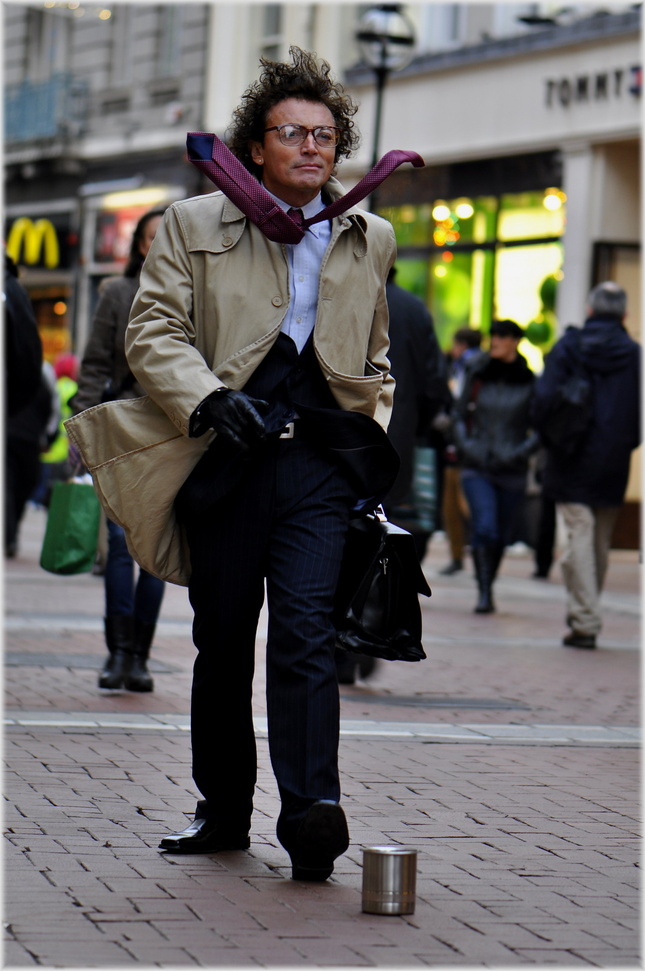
left=4, top=511, right=640, bottom=967
left=512, top=947, right=603, bottom=964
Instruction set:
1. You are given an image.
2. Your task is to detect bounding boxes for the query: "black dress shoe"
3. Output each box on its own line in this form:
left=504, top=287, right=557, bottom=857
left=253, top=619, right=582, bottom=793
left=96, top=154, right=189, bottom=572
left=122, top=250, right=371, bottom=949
left=159, top=816, right=250, bottom=853
left=288, top=800, right=349, bottom=881
left=562, top=631, right=596, bottom=649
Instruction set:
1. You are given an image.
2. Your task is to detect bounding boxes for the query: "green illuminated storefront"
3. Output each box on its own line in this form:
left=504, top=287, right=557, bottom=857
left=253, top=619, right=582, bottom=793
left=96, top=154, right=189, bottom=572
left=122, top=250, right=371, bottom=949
left=376, top=151, right=567, bottom=369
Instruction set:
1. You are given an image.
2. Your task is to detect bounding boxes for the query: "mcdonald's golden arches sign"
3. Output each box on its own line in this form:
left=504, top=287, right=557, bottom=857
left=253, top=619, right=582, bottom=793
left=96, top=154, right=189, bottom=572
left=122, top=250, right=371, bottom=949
left=7, top=217, right=60, bottom=269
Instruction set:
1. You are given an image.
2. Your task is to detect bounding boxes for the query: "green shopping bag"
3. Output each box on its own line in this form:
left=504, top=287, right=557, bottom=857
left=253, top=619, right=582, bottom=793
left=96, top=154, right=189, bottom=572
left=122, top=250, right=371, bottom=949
left=40, top=478, right=101, bottom=575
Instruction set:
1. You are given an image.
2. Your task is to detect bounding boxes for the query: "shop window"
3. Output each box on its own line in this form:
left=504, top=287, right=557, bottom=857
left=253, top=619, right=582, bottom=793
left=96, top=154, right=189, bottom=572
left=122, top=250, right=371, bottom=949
left=94, top=205, right=153, bottom=266
left=156, top=5, right=182, bottom=78
left=29, top=287, right=72, bottom=362
left=381, top=205, right=433, bottom=247
left=498, top=190, right=565, bottom=241
left=393, top=259, right=430, bottom=303
left=259, top=4, right=283, bottom=62
left=381, top=188, right=566, bottom=363
left=26, top=8, right=71, bottom=82
left=495, top=241, right=564, bottom=372
left=110, top=7, right=133, bottom=87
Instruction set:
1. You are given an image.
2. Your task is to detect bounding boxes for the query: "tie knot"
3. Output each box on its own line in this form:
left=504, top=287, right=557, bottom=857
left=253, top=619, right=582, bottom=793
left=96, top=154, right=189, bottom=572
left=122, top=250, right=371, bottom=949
left=287, top=207, right=306, bottom=229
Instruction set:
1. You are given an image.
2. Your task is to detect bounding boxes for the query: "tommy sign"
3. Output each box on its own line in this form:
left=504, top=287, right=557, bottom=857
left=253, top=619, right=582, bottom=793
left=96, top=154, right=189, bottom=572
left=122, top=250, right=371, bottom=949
left=545, top=65, right=641, bottom=107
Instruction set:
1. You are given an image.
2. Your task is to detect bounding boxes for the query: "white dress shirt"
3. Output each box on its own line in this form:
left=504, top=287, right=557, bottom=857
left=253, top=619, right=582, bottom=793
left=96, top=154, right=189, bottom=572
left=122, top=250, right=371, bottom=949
left=265, top=188, right=332, bottom=353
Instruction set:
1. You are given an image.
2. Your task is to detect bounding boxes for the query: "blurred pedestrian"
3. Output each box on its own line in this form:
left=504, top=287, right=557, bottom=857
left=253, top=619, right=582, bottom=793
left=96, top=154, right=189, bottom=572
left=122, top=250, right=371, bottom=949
left=33, top=352, right=79, bottom=507
left=438, top=327, right=482, bottom=575
left=383, top=266, right=449, bottom=558
left=5, top=362, right=56, bottom=557
left=530, top=448, right=556, bottom=579
left=4, top=251, right=49, bottom=556
left=532, top=282, right=641, bottom=648
left=335, top=266, right=448, bottom=685
left=74, top=209, right=166, bottom=691
left=452, top=319, right=539, bottom=613
left=4, top=251, right=43, bottom=417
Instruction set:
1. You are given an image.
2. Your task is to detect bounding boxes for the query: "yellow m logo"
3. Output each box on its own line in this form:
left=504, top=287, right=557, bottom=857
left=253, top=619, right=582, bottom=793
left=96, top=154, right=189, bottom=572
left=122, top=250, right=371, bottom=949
left=7, top=217, right=60, bottom=269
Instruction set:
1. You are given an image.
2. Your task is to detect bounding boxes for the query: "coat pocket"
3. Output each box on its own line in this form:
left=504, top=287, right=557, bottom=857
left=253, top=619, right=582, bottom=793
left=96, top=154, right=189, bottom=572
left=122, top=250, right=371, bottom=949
left=65, top=396, right=212, bottom=585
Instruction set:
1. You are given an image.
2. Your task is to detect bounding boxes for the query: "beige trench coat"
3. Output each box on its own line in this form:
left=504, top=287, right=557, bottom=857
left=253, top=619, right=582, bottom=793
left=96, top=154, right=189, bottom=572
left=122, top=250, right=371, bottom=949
left=66, top=177, right=397, bottom=586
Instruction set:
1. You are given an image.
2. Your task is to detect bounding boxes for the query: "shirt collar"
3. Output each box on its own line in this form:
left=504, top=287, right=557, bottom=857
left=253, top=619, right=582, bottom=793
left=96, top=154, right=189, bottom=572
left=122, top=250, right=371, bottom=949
left=262, top=187, right=327, bottom=237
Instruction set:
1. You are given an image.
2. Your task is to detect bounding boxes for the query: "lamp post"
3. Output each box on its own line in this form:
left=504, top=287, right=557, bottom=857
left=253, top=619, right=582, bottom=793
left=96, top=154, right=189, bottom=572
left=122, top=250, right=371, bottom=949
left=356, top=3, right=417, bottom=211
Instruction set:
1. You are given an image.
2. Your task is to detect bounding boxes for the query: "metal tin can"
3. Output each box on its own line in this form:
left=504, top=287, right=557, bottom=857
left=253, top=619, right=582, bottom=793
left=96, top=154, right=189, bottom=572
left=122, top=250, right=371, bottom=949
left=361, top=845, right=418, bottom=915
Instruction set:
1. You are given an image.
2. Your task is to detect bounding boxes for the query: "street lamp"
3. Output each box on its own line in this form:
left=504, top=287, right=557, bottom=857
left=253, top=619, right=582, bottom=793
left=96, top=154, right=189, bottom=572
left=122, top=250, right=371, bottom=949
left=356, top=3, right=417, bottom=209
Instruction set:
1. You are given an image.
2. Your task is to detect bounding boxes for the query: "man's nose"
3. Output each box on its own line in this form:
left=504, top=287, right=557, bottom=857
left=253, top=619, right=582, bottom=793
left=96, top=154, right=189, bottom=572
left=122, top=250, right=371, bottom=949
left=301, top=132, right=318, bottom=151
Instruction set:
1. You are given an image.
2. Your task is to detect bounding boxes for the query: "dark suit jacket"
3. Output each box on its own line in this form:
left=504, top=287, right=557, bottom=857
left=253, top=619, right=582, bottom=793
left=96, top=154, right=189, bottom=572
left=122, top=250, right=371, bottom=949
left=384, top=281, right=448, bottom=507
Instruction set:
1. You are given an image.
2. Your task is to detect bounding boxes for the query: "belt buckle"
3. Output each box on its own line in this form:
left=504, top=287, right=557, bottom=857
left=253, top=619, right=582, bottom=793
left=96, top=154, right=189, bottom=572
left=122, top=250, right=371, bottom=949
left=279, top=421, right=295, bottom=439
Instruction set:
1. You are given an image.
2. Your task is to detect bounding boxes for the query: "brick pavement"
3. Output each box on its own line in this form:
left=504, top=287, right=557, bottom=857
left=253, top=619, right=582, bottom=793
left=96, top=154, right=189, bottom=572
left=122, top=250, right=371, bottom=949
left=3, top=506, right=641, bottom=967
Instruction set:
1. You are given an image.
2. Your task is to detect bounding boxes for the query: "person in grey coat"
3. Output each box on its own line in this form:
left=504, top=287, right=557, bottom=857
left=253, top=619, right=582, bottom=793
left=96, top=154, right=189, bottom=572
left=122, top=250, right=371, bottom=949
left=532, top=281, right=641, bottom=648
left=74, top=209, right=166, bottom=691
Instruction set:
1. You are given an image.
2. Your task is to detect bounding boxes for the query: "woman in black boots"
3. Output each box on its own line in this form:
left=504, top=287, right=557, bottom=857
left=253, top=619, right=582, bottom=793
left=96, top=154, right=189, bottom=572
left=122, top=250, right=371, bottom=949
left=73, top=210, right=166, bottom=689
left=452, top=319, right=539, bottom=613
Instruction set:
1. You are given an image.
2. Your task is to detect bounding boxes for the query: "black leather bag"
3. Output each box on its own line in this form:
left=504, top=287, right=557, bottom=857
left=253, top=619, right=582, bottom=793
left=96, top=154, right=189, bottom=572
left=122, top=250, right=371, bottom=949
left=333, top=511, right=431, bottom=662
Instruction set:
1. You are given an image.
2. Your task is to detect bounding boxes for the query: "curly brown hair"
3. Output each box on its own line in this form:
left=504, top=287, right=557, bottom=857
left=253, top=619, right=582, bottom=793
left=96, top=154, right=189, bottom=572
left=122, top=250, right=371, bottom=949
left=226, top=46, right=360, bottom=178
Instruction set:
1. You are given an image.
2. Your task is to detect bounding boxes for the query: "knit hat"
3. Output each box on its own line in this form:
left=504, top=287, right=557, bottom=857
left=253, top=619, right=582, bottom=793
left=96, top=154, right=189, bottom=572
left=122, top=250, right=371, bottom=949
left=489, top=319, right=524, bottom=340
left=54, top=352, right=79, bottom=381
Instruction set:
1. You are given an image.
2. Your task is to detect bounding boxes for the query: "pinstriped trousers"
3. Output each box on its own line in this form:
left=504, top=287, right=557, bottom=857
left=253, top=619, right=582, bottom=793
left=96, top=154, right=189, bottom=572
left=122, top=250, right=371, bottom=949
left=184, top=432, right=357, bottom=834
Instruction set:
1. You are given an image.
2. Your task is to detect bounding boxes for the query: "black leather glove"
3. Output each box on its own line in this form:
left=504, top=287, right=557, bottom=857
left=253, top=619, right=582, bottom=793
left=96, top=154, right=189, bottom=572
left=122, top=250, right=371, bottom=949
left=193, top=389, right=269, bottom=452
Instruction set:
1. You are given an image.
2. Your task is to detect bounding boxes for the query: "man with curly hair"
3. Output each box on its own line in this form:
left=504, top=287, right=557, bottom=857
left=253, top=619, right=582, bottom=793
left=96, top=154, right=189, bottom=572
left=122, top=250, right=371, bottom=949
left=125, top=47, right=400, bottom=880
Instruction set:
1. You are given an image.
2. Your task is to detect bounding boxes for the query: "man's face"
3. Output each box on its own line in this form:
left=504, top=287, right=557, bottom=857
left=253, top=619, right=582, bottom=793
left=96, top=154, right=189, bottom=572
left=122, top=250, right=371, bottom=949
left=452, top=340, right=467, bottom=360
left=249, top=98, right=337, bottom=207
left=138, top=215, right=162, bottom=260
left=489, top=333, right=520, bottom=363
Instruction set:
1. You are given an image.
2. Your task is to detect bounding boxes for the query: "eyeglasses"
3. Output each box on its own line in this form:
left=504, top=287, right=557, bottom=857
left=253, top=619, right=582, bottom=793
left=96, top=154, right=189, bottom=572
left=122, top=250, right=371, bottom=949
left=263, top=124, right=341, bottom=147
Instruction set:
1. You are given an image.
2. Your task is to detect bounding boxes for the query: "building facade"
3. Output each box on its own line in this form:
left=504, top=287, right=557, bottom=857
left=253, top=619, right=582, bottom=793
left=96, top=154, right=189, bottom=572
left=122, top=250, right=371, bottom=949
left=4, top=3, right=210, bottom=356
left=4, top=1, right=641, bottom=535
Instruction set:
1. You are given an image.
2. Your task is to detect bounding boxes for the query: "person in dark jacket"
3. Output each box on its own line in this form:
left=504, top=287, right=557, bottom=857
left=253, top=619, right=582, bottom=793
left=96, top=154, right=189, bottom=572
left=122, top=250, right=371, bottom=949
left=383, top=267, right=449, bottom=556
left=453, top=319, right=539, bottom=613
left=532, top=281, right=641, bottom=649
left=74, top=209, right=166, bottom=691
left=4, top=254, right=48, bottom=557
left=335, top=267, right=448, bottom=685
left=4, top=252, right=43, bottom=417
left=438, top=326, right=482, bottom=576
left=5, top=366, right=54, bottom=557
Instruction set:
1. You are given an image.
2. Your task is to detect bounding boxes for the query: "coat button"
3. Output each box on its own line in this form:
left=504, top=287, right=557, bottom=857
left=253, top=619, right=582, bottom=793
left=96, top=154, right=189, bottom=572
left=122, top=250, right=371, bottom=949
left=271, top=296, right=283, bottom=307
left=222, top=236, right=234, bottom=247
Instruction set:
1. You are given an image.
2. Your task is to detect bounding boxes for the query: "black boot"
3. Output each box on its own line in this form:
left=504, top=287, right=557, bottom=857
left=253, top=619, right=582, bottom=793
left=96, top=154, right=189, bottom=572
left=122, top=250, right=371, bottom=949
left=99, top=615, right=133, bottom=689
left=489, top=543, right=505, bottom=582
left=472, top=546, right=495, bottom=614
left=124, top=618, right=155, bottom=692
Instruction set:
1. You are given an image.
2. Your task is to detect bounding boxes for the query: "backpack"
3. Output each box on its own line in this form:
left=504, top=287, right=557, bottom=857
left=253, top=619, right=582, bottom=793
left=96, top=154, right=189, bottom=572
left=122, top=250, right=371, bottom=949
left=539, top=328, right=592, bottom=458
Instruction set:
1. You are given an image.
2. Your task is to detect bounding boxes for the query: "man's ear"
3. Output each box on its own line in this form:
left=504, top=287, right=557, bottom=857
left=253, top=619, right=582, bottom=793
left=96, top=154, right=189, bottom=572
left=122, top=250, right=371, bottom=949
left=249, top=140, right=264, bottom=165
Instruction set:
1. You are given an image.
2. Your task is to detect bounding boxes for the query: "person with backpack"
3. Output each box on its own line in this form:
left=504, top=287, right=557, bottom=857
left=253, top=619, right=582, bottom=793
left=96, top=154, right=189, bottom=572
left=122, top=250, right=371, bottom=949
left=532, top=281, right=641, bottom=649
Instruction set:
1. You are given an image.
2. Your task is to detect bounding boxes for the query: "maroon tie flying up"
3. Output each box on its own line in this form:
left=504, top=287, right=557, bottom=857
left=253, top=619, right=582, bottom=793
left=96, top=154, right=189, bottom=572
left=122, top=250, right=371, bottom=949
left=186, top=131, right=425, bottom=244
